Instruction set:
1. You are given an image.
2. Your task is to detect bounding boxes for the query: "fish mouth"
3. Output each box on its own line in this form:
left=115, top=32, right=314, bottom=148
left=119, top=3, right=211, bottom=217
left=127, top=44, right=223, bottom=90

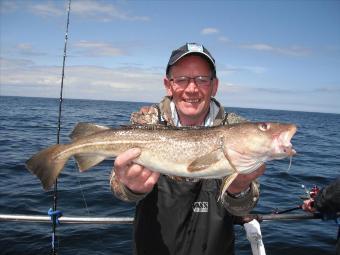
left=281, top=146, right=296, bottom=156
left=277, top=124, right=297, bottom=157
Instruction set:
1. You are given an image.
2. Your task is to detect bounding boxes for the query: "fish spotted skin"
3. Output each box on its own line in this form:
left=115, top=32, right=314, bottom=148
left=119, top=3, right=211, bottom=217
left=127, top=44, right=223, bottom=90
left=26, top=122, right=297, bottom=191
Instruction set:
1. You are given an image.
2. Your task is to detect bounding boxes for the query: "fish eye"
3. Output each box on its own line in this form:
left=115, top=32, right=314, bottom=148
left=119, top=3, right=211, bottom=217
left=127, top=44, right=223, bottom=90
left=259, top=122, right=270, bottom=131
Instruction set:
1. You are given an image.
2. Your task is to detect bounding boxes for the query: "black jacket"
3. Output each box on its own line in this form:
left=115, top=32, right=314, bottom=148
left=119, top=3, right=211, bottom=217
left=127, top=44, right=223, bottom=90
left=133, top=175, right=235, bottom=255
left=314, top=178, right=340, bottom=214
left=314, top=178, right=340, bottom=255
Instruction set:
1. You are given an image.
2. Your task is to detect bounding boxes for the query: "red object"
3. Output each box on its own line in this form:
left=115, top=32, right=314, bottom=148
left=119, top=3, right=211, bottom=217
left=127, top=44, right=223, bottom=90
left=310, top=185, right=320, bottom=199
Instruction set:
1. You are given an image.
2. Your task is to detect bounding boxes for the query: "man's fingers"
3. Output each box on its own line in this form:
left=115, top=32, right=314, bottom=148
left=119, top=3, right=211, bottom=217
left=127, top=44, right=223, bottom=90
left=302, top=199, right=316, bottom=213
left=126, top=169, right=159, bottom=193
left=247, top=164, right=266, bottom=179
left=139, top=106, right=151, bottom=114
left=144, top=172, right=160, bottom=190
left=125, top=164, right=146, bottom=179
left=228, top=164, right=266, bottom=194
left=114, top=148, right=141, bottom=169
left=139, top=168, right=153, bottom=180
left=113, top=147, right=159, bottom=193
left=237, top=164, right=266, bottom=181
left=256, top=164, right=266, bottom=175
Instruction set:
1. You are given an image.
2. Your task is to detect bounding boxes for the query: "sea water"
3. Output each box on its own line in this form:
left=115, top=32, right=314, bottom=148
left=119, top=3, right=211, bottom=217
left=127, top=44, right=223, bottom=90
left=0, top=96, right=339, bottom=255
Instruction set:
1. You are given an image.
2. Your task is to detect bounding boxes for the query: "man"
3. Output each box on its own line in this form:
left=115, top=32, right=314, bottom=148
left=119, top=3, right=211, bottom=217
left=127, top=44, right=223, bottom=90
left=110, top=43, right=266, bottom=255
left=302, top=178, right=340, bottom=254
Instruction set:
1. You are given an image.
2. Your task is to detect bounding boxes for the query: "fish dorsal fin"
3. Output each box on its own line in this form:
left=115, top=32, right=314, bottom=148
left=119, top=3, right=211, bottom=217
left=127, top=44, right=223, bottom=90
left=187, top=149, right=225, bottom=172
left=70, top=122, right=111, bottom=141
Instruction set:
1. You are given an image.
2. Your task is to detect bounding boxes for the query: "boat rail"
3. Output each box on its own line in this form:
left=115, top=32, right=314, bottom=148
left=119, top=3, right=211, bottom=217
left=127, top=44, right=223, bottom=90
left=0, top=214, right=134, bottom=224
left=1, top=212, right=338, bottom=224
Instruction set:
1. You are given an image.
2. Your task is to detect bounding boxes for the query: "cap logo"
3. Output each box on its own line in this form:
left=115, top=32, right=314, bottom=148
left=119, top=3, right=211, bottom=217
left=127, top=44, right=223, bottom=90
left=187, top=43, right=203, bottom=53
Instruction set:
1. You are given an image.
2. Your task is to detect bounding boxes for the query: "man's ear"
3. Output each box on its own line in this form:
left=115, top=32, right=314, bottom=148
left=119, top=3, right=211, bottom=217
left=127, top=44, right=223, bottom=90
left=211, top=78, right=219, bottom=97
left=164, top=77, right=173, bottom=96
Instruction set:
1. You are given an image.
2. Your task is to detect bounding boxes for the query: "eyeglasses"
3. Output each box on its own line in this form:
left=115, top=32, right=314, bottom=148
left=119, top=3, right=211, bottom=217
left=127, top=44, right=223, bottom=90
left=170, top=76, right=213, bottom=88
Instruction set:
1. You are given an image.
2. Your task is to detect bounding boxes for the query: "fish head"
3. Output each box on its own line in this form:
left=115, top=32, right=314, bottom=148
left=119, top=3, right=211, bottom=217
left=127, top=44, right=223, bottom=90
left=222, top=122, right=297, bottom=172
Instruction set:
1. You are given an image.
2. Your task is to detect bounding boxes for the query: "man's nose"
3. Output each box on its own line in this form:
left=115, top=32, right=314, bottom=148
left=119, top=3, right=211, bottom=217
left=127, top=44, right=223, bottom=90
left=185, top=78, right=198, bottom=92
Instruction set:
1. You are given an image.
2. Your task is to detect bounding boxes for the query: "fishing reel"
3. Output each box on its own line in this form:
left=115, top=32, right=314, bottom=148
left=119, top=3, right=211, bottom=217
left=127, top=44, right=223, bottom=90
left=300, top=184, right=320, bottom=200
left=272, top=184, right=321, bottom=214
left=300, top=184, right=320, bottom=210
left=309, top=185, right=320, bottom=199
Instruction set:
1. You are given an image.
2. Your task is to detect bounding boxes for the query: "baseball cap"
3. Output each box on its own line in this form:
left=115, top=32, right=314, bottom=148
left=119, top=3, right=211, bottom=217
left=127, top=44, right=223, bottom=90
left=166, top=43, right=216, bottom=77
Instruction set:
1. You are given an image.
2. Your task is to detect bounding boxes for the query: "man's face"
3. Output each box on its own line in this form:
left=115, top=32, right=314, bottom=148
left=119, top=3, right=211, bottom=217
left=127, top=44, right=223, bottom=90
left=164, top=55, right=218, bottom=125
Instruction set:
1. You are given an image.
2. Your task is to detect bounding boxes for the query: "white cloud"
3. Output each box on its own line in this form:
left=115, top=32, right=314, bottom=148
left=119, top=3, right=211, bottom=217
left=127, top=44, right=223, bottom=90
left=30, top=1, right=64, bottom=17
left=218, top=65, right=267, bottom=76
left=218, top=36, right=231, bottom=43
left=201, top=27, right=219, bottom=35
left=29, top=0, right=150, bottom=22
left=0, top=57, right=34, bottom=69
left=217, top=81, right=340, bottom=114
left=2, top=57, right=339, bottom=113
left=240, top=43, right=310, bottom=56
left=0, top=0, right=19, bottom=13
left=15, top=43, right=46, bottom=56
left=72, top=0, right=149, bottom=21
left=73, top=41, right=126, bottom=57
left=0, top=58, right=164, bottom=102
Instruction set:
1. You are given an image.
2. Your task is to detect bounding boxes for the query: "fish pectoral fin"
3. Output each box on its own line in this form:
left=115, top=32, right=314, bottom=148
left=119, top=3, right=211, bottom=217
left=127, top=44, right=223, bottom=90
left=187, top=149, right=224, bottom=172
left=70, top=123, right=111, bottom=141
left=218, top=172, right=239, bottom=201
left=74, top=153, right=107, bottom=172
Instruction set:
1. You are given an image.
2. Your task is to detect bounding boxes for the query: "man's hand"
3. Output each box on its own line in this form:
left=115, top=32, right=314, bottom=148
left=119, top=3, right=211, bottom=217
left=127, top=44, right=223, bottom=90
left=302, top=199, right=316, bottom=213
left=227, top=164, right=266, bottom=194
left=114, top=148, right=160, bottom=194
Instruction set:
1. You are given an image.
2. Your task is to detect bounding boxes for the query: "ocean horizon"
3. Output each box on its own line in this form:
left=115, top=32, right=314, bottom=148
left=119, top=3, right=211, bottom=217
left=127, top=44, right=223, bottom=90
left=2, top=95, right=338, bottom=116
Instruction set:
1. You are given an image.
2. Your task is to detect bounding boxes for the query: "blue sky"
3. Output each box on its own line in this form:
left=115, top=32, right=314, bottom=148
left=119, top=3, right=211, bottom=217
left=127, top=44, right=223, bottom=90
left=1, top=0, right=339, bottom=114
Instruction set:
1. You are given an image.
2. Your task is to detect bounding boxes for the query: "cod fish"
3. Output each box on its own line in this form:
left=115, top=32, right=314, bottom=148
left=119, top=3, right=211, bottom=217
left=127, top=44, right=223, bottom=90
left=26, top=122, right=297, bottom=195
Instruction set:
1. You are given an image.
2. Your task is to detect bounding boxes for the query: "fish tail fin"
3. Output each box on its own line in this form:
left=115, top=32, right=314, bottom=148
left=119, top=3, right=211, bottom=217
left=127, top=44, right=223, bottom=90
left=25, top=144, right=70, bottom=190
left=74, top=154, right=107, bottom=172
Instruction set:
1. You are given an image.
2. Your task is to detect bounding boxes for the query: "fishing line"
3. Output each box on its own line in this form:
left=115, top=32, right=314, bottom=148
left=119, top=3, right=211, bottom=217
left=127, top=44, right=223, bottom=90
left=286, top=156, right=293, bottom=172
left=52, top=0, right=71, bottom=254
left=75, top=163, right=91, bottom=216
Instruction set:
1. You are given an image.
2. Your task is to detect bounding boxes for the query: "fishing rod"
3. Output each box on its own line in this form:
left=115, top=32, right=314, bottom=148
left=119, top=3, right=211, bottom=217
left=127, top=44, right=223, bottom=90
left=268, top=184, right=321, bottom=215
left=273, top=206, right=302, bottom=214
left=51, top=0, right=71, bottom=254
left=239, top=212, right=340, bottom=223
